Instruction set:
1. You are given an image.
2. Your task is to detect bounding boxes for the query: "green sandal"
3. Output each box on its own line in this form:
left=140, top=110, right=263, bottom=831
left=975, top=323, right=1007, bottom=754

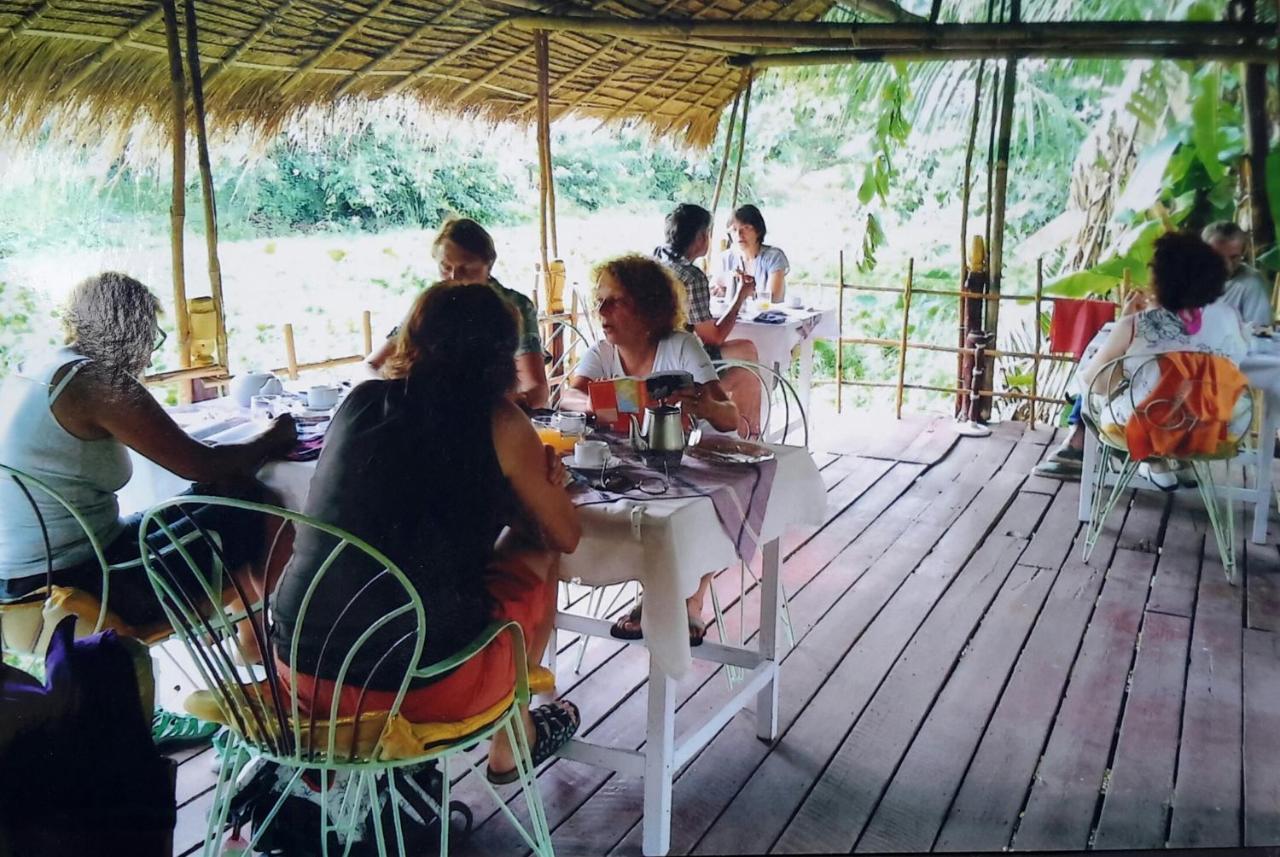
left=152, top=709, right=220, bottom=750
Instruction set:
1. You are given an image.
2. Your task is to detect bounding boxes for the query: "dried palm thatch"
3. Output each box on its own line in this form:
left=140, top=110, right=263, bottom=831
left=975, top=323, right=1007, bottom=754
left=0, top=0, right=871, bottom=148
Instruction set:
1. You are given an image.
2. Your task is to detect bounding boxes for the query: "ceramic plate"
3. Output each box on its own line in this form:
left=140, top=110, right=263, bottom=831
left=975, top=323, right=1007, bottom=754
left=687, top=436, right=775, bottom=465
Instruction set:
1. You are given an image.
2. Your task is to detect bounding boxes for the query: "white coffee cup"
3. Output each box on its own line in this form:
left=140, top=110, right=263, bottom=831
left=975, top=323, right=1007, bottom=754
left=231, top=371, right=274, bottom=408
left=556, top=411, right=587, bottom=436
left=574, top=439, right=610, bottom=468
left=787, top=294, right=804, bottom=309
left=306, top=384, right=341, bottom=410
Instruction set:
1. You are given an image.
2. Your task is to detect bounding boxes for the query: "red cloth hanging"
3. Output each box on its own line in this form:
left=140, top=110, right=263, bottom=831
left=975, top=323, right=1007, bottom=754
left=1049, top=299, right=1118, bottom=360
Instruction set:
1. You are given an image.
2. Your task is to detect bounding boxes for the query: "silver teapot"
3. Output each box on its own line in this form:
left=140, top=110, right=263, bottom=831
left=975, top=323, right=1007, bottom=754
left=628, top=404, right=699, bottom=469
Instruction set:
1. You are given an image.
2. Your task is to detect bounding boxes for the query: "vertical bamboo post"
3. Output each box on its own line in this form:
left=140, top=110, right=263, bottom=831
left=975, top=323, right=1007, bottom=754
left=1272, top=272, right=1280, bottom=319
left=1243, top=0, right=1274, bottom=257
left=283, top=324, right=299, bottom=380
left=709, top=82, right=743, bottom=222
left=160, top=0, right=191, bottom=401
left=986, top=54, right=1018, bottom=422
left=836, top=250, right=845, bottom=413
left=362, top=310, right=373, bottom=356
left=958, top=61, right=986, bottom=411
left=182, top=0, right=228, bottom=374
left=1031, top=257, right=1043, bottom=431
left=1119, top=267, right=1132, bottom=308
left=895, top=258, right=915, bottom=420
left=534, top=31, right=552, bottom=281
left=730, top=69, right=754, bottom=209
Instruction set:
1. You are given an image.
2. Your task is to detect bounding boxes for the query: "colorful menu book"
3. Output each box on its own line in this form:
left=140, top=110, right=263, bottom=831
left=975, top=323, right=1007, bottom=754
left=587, top=377, right=654, bottom=433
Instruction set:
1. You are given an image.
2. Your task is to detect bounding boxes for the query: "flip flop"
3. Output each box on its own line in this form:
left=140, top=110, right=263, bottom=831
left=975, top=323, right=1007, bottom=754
left=688, top=615, right=707, bottom=648
left=486, top=700, right=580, bottom=785
left=609, top=602, right=644, bottom=640
left=153, top=709, right=220, bottom=750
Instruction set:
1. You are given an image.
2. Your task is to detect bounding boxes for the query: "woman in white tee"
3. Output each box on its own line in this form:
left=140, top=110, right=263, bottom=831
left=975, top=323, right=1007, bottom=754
left=561, top=254, right=740, bottom=645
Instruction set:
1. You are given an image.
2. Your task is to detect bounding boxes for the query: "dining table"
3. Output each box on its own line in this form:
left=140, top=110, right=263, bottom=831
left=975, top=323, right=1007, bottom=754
left=119, top=395, right=827, bottom=857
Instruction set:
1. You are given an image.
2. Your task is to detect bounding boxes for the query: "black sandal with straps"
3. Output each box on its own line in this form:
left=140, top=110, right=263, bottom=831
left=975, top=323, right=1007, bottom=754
left=486, top=700, right=580, bottom=785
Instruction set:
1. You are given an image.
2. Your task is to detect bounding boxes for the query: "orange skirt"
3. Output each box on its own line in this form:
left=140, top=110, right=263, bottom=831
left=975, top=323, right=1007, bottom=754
left=280, top=555, right=548, bottom=723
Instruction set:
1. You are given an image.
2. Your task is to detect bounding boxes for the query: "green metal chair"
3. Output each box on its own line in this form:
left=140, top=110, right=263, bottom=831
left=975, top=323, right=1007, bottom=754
left=138, top=495, right=555, bottom=857
left=1080, top=353, right=1255, bottom=583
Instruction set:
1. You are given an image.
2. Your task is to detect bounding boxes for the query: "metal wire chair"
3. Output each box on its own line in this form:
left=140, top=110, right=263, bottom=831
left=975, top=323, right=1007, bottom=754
left=1080, top=352, right=1254, bottom=583
left=139, top=495, right=555, bottom=857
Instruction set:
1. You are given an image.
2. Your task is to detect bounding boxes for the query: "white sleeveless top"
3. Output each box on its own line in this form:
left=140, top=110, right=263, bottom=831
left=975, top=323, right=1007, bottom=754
left=0, top=347, right=132, bottom=584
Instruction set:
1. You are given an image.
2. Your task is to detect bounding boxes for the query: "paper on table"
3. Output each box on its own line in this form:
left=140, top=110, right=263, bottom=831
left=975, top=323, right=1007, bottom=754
left=203, top=422, right=268, bottom=445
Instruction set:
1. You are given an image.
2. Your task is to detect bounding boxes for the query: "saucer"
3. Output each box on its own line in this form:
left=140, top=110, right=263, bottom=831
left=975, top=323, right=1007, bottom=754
left=565, top=457, right=623, bottom=473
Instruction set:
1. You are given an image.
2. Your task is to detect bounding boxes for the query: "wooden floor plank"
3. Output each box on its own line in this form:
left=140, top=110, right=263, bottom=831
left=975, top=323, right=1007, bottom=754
left=934, top=523, right=1126, bottom=851
left=691, top=467, right=1023, bottom=855
left=774, top=534, right=1031, bottom=854
left=1011, top=547, right=1157, bottom=851
left=1148, top=494, right=1206, bottom=618
left=1246, top=540, right=1280, bottom=632
left=855, top=560, right=1059, bottom=853
left=1168, top=540, right=1245, bottom=848
left=1092, top=610, right=1192, bottom=849
left=896, top=417, right=962, bottom=466
left=1243, top=628, right=1280, bottom=846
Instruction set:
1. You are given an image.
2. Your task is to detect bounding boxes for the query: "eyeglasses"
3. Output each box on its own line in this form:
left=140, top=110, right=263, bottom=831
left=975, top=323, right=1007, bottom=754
left=589, top=466, right=668, bottom=496
left=152, top=326, right=168, bottom=352
left=594, top=296, right=632, bottom=314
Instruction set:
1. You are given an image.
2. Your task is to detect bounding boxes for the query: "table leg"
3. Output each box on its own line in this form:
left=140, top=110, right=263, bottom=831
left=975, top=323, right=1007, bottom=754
left=643, top=670, right=675, bottom=856
left=797, top=337, right=815, bottom=435
left=1252, top=397, right=1276, bottom=544
left=756, top=538, right=781, bottom=742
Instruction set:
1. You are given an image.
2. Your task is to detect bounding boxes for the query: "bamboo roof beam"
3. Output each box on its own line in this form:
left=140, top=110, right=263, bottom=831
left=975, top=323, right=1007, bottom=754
left=386, top=19, right=513, bottom=96
left=505, top=16, right=1271, bottom=44
left=1, top=0, right=55, bottom=46
left=279, top=0, right=398, bottom=94
left=52, top=3, right=166, bottom=100
left=203, top=0, right=305, bottom=84
left=333, top=0, right=471, bottom=98
left=730, top=43, right=1278, bottom=66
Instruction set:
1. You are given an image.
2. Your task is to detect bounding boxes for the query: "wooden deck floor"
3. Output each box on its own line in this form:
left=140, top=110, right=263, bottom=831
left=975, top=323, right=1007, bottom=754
left=170, top=417, right=1280, bottom=855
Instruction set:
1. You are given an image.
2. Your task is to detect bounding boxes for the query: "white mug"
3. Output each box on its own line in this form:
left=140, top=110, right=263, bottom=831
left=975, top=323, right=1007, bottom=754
left=306, top=385, right=341, bottom=410
left=787, top=294, right=804, bottom=309
left=556, top=411, right=587, bottom=436
left=573, top=439, right=610, bottom=468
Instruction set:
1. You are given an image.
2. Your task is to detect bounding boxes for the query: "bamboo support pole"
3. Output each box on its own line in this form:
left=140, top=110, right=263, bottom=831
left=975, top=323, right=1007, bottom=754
left=1272, top=272, right=1280, bottom=319
left=270, top=354, right=365, bottom=377
left=958, top=60, right=985, bottom=412
left=283, top=324, right=299, bottom=380
left=144, top=363, right=229, bottom=386
left=836, top=251, right=846, bottom=414
left=362, top=311, right=373, bottom=356
left=1030, top=257, right=1043, bottom=431
left=729, top=44, right=1278, bottom=66
left=160, top=0, right=191, bottom=404
left=1244, top=60, right=1275, bottom=256
left=731, top=70, right=754, bottom=209
left=985, top=54, right=1017, bottom=421
left=184, top=0, right=229, bottom=372
left=895, top=258, right=915, bottom=419
left=535, top=31, right=554, bottom=273
left=709, top=83, right=743, bottom=220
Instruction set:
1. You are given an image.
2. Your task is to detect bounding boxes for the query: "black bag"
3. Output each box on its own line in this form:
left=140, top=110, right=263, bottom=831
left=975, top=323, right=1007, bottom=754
left=225, top=758, right=472, bottom=856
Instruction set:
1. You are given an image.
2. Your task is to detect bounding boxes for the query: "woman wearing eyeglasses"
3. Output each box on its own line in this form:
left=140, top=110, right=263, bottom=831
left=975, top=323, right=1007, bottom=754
left=560, top=254, right=739, bottom=645
left=0, top=272, right=296, bottom=631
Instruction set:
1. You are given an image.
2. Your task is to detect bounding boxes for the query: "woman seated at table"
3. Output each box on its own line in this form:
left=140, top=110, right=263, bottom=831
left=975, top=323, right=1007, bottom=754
left=713, top=204, right=790, bottom=304
left=0, top=272, right=296, bottom=630
left=1081, top=231, right=1249, bottom=487
left=273, top=282, right=582, bottom=782
left=366, top=217, right=550, bottom=409
left=559, top=254, right=739, bottom=645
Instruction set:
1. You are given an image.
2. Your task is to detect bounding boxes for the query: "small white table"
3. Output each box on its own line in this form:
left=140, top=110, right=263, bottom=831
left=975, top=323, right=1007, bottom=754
left=729, top=308, right=838, bottom=441
left=555, top=444, right=824, bottom=855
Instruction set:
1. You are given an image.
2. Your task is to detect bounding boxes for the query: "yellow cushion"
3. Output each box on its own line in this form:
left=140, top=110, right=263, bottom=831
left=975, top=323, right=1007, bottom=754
left=529, top=665, right=556, bottom=696
left=0, top=587, right=171, bottom=650
left=185, top=684, right=516, bottom=762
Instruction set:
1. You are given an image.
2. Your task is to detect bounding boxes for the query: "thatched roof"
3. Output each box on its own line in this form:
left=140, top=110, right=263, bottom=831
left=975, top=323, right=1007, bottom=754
left=0, top=0, right=881, bottom=148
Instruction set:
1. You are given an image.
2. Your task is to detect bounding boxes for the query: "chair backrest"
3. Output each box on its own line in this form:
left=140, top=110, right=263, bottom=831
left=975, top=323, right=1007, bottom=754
left=0, top=462, right=110, bottom=633
left=1082, top=352, right=1254, bottom=456
left=138, top=495, right=427, bottom=765
left=711, top=358, right=810, bottom=447
left=546, top=318, right=598, bottom=409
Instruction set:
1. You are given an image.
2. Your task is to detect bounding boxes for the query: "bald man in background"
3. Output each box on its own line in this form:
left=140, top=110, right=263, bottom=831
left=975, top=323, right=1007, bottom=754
left=1203, top=221, right=1272, bottom=326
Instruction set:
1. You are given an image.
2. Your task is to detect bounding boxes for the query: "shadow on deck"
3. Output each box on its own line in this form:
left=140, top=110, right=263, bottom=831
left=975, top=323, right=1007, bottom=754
left=171, top=416, right=1280, bottom=855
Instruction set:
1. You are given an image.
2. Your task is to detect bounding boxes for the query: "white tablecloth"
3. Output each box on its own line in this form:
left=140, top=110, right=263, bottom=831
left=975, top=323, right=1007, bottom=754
left=560, top=443, right=824, bottom=678
left=732, top=308, right=839, bottom=375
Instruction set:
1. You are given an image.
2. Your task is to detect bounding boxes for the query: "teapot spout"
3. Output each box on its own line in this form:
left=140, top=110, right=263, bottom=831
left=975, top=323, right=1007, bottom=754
left=627, top=413, right=648, bottom=452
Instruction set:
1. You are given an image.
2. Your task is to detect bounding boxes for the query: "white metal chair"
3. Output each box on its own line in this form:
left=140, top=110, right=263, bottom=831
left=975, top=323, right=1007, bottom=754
left=139, top=495, right=555, bottom=857
left=1079, top=352, right=1254, bottom=583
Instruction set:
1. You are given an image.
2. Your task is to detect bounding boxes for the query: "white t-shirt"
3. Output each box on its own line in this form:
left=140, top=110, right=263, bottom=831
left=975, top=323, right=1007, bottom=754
left=574, top=330, right=719, bottom=385
left=720, top=245, right=790, bottom=296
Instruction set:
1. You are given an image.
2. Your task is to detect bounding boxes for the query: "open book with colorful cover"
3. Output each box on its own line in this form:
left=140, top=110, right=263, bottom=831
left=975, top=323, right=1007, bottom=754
left=587, top=377, right=654, bottom=433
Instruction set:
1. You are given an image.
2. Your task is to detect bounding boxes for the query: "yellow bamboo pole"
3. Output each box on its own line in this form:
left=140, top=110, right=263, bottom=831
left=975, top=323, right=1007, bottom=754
left=709, top=81, right=744, bottom=221
left=160, top=0, right=191, bottom=402
left=535, top=31, right=552, bottom=282
left=1031, top=257, right=1043, bottom=430
left=362, top=310, right=373, bottom=356
left=144, top=363, right=229, bottom=386
left=836, top=250, right=846, bottom=414
left=183, top=0, right=229, bottom=373
left=269, top=354, right=366, bottom=377
left=731, top=69, right=755, bottom=208
left=1272, top=272, right=1280, bottom=320
left=895, top=258, right=915, bottom=419
left=283, top=324, right=299, bottom=380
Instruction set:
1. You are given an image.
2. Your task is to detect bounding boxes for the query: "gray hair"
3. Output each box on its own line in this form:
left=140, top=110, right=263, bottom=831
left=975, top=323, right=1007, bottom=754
left=62, top=272, right=162, bottom=376
left=1202, top=221, right=1246, bottom=244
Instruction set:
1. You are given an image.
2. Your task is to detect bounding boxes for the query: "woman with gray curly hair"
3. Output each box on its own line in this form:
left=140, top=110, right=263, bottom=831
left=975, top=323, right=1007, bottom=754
left=0, top=272, right=296, bottom=630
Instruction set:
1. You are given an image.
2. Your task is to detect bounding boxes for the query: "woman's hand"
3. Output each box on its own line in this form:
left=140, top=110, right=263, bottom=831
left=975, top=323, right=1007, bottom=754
left=1121, top=290, right=1150, bottom=316
left=257, top=414, right=298, bottom=460
left=668, top=384, right=708, bottom=420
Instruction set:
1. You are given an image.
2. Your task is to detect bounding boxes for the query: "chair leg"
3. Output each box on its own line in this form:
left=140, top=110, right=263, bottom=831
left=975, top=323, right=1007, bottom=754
left=1193, top=460, right=1238, bottom=585
left=203, top=741, right=247, bottom=857
left=1083, top=449, right=1138, bottom=562
left=478, top=718, right=555, bottom=857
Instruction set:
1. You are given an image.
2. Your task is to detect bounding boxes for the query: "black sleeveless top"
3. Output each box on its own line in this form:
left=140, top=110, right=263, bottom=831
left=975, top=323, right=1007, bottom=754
left=271, top=379, right=509, bottom=690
